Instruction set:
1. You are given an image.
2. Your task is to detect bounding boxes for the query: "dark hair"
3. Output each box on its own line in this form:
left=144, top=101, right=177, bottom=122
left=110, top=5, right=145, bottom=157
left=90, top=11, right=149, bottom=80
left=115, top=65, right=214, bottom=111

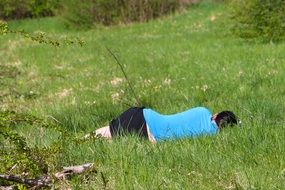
left=215, top=111, right=238, bottom=128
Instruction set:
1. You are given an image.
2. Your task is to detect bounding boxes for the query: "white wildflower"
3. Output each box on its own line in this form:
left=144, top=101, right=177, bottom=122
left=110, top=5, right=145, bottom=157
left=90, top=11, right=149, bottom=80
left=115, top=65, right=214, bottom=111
left=110, top=77, right=123, bottom=86
left=163, top=78, right=171, bottom=86
left=201, top=85, right=208, bottom=92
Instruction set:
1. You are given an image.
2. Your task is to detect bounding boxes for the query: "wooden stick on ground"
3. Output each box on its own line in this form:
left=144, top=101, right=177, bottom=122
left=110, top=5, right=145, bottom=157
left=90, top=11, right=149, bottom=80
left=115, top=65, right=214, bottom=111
left=54, top=163, right=94, bottom=180
left=0, top=163, right=94, bottom=189
left=0, top=174, right=51, bottom=187
left=0, top=185, right=15, bottom=190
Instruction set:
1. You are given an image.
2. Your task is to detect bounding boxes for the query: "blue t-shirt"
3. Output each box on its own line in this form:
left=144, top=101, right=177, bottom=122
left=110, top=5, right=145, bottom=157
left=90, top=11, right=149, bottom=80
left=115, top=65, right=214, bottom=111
left=143, top=107, right=218, bottom=141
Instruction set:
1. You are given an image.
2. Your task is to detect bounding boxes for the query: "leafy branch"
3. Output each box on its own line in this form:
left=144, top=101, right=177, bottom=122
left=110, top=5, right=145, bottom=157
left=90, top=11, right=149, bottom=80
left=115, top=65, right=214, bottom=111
left=0, top=110, right=99, bottom=180
left=0, top=20, right=84, bottom=47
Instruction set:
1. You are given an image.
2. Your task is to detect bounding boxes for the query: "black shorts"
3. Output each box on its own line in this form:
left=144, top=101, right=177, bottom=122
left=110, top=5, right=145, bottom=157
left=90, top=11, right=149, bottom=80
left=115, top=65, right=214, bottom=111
left=109, top=107, right=148, bottom=138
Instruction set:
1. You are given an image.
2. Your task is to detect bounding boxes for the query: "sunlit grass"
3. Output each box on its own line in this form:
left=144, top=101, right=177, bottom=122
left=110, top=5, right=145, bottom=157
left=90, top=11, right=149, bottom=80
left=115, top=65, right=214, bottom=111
left=1, top=2, right=285, bottom=189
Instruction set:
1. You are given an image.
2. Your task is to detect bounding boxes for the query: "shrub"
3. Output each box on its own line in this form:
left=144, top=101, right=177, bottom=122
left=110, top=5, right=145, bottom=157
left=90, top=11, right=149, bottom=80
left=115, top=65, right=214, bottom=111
left=60, top=0, right=94, bottom=29
left=61, top=0, right=198, bottom=28
left=229, top=0, right=285, bottom=42
left=31, top=0, right=61, bottom=17
left=0, top=0, right=32, bottom=19
left=0, top=0, right=60, bottom=20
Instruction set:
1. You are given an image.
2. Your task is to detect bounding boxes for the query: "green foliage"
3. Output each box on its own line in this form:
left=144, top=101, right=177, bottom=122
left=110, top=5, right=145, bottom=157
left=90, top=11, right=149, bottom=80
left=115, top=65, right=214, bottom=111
left=0, top=128, right=44, bottom=177
left=31, top=0, right=61, bottom=17
left=60, top=0, right=94, bottom=29
left=0, top=0, right=60, bottom=20
left=229, top=0, right=285, bottom=42
left=0, top=20, right=8, bottom=35
left=61, top=0, right=197, bottom=28
left=1, top=2, right=285, bottom=189
left=0, top=20, right=84, bottom=47
left=17, top=184, right=28, bottom=190
left=0, top=111, right=63, bottom=177
left=0, top=110, right=96, bottom=188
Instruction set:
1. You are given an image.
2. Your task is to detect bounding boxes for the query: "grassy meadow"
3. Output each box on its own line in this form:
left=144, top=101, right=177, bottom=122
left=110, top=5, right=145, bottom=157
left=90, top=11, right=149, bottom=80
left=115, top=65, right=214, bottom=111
left=1, top=2, right=285, bottom=189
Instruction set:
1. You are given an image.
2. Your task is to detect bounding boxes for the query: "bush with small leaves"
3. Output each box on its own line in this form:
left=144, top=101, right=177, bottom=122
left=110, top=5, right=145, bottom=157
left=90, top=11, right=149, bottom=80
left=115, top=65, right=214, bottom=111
left=0, top=20, right=8, bottom=35
left=229, top=0, right=285, bottom=42
left=0, top=111, right=63, bottom=177
left=61, top=0, right=198, bottom=28
left=0, top=0, right=60, bottom=20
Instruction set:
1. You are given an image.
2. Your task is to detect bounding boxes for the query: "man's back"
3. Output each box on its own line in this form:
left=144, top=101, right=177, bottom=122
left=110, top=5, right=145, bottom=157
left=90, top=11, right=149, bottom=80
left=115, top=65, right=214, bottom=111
left=143, top=107, right=218, bottom=141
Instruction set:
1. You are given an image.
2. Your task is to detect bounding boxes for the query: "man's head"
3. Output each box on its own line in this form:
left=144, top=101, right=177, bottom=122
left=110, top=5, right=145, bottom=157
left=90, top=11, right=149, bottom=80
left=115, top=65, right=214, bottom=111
left=214, top=111, right=238, bottom=129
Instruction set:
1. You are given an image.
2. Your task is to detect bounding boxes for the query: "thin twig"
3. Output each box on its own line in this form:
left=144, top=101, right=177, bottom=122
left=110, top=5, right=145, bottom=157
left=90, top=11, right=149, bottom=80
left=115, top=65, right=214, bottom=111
left=46, top=115, right=63, bottom=125
left=106, top=47, right=141, bottom=106
left=100, top=172, right=108, bottom=189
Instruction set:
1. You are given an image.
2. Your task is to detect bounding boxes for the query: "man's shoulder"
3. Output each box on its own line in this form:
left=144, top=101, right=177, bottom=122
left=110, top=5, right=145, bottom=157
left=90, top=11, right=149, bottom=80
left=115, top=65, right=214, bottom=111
left=190, top=106, right=211, bottom=113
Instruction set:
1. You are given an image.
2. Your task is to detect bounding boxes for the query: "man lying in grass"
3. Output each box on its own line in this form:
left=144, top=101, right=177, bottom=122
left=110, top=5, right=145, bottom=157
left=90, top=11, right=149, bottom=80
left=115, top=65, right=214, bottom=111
left=87, top=107, right=238, bottom=143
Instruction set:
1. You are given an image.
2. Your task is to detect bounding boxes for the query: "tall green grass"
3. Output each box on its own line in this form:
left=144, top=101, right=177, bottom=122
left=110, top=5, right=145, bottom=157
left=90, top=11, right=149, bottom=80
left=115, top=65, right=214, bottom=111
left=1, top=2, right=284, bottom=189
